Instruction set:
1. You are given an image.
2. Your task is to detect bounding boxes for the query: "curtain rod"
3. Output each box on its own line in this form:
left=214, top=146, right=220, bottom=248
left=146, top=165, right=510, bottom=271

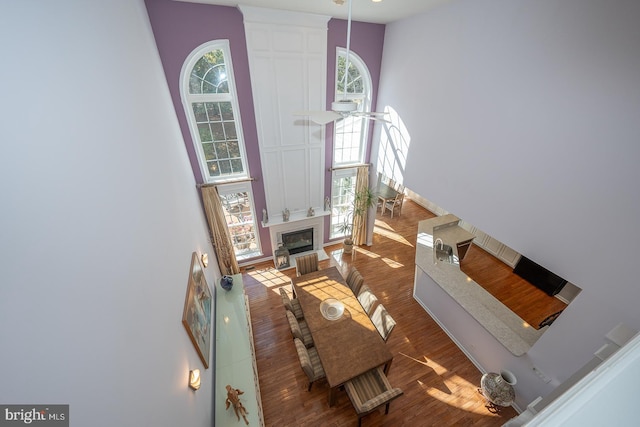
left=196, top=177, right=257, bottom=188
left=328, top=163, right=371, bottom=172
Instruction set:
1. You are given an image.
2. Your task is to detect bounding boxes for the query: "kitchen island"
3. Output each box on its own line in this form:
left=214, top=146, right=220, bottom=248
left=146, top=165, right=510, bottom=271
left=414, top=214, right=546, bottom=356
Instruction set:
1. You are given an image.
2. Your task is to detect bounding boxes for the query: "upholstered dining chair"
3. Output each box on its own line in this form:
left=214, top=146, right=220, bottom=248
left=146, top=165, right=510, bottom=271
left=295, top=252, right=319, bottom=276
left=279, top=287, right=304, bottom=320
left=344, top=366, right=404, bottom=427
left=357, top=285, right=378, bottom=316
left=293, top=338, right=326, bottom=391
left=346, top=268, right=365, bottom=295
left=384, top=193, right=405, bottom=218
left=286, top=311, right=314, bottom=348
left=370, top=303, right=396, bottom=342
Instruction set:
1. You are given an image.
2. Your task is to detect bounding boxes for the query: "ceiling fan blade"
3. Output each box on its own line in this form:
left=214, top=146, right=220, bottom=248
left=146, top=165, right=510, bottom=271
left=351, top=112, right=391, bottom=123
left=359, top=111, right=388, bottom=116
left=368, top=116, right=391, bottom=124
left=353, top=111, right=390, bottom=122
left=293, top=110, right=342, bottom=125
left=308, top=111, right=342, bottom=125
left=293, top=110, right=319, bottom=116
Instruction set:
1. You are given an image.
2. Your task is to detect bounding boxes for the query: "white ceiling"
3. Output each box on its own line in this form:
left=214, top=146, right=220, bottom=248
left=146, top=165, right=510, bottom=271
left=174, top=0, right=450, bottom=24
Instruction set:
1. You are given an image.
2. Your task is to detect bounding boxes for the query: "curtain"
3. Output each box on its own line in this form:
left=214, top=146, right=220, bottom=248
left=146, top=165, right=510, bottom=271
left=351, top=165, right=369, bottom=246
left=200, top=185, right=240, bottom=276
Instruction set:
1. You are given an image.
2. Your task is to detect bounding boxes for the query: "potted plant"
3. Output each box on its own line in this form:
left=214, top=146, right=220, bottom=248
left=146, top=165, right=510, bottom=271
left=337, top=187, right=377, bottom=254
left=337, top=213, right=355, bottom=254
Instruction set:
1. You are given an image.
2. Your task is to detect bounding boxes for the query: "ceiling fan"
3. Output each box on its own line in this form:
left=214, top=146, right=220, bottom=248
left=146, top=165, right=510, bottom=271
left=294, top=0, right=389, bottom=125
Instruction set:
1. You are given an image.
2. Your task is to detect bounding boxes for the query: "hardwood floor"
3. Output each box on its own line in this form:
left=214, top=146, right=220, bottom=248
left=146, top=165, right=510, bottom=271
left=241, top=199, right=563, bottom=426
left=460, top=246, right=567, bottom=330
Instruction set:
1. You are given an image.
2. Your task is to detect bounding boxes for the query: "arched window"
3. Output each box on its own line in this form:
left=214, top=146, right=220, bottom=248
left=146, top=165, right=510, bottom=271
left=333, top=47, right=372, bottom=166
left=181, top=40, right=248, bottom=183
left=181, top=41, right=261, bottom=260
left=330, top=48, right=372, bottom=239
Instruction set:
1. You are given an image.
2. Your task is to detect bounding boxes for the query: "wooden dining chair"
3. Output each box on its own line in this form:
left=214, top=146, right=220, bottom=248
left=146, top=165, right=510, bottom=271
left=388, top=178, right=396, bottom=190
left=293, top=338, right=326, bottom=391
left=286, top=311, right=314, bottom=348
left=357, top=285, right=378, bottom=316
left=370, top=303, right=397, bottom=342
left=344, top=366, right=404, bottom=427
left=295, top=252, right=319, bottom=276
left=384, top=193, right=405, bottom=218
left=377, top=198, right=384, bottom=214
left=376, top=172, right=385, bottom=213
left=279, top=287, right=304, bottom=320
left=346, top=268, right=365, bottom=295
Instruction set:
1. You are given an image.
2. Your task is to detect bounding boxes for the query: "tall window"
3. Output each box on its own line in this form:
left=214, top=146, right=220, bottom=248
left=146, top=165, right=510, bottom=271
left=182, top=41, right=248, bottom=183
left=330, top=169, right=356, bottom=239
left=217, top=183, right=261, bottom=260
left=333, top=48, right=372, bottom=166
left=182, top=41, right=261, bottom=260
left=330, top=49, right=372, bottom=238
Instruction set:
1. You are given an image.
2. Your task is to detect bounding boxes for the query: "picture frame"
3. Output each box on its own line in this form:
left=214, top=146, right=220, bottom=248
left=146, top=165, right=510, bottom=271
left=182, top=251, right=212, bottom=368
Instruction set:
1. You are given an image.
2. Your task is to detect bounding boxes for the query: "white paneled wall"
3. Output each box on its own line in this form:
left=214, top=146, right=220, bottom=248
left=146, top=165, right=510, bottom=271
left=240, top=6, right=330, bottom=218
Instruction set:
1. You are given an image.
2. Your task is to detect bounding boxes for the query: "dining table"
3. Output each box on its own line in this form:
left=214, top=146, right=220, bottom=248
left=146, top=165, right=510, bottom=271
left=291, top=266, right=393, bottom=406
left=377, top=182, right=400, bottom=216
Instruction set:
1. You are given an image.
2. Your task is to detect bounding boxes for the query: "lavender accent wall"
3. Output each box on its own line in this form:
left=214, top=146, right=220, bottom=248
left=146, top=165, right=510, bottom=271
left=145, top=0, right=385, bottom=256
left=144, top=0, right=269, bottom=254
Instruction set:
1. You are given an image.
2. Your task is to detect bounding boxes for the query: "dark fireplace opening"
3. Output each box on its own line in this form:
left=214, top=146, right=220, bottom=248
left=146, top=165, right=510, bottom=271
left=282, top=228, right=314, bottom=255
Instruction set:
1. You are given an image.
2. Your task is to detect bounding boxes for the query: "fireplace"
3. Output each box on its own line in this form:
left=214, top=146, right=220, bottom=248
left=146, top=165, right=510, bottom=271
left=282, top=228, right=314, bottom=255
left=265, top=212, right=327, bottom=267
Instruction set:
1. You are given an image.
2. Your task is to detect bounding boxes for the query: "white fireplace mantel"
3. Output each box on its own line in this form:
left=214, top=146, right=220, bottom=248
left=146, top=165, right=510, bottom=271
left=263, top=210, right=330, bottom=257
left=261, top=208, right=330, bottom=229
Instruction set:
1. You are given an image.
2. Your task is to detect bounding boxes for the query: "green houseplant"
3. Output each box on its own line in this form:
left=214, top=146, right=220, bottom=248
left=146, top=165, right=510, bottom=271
left=337, top=212, right=355, bottom=253
left=337, top=187, right=377, bottom=253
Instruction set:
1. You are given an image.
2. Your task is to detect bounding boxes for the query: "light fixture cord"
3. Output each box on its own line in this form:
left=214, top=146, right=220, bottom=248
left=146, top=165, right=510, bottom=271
left=343, top=0, right=352, bottom=101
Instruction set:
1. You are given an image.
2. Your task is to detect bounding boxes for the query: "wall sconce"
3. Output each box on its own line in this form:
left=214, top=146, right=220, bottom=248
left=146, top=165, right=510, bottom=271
left=201, top=253, right=209, bottom=268
left=189, top=369, right=201, bottom=390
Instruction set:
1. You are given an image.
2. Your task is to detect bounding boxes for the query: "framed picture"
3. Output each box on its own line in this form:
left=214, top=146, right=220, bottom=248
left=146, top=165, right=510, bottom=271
left=182, top=252, right=212, bottom=368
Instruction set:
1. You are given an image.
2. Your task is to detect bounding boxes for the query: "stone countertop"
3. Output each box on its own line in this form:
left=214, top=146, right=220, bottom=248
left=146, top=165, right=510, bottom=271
left=416, top=216, right=546, bottom=356
left=435, top=222, right=476, bottom=247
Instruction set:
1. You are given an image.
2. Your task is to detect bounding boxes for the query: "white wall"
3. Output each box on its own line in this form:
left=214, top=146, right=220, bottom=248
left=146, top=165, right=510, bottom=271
left=240, top=6, right=329, bottom=218
left=0, top=1, right=218, bottom=426
left=526, top=331, right=640, bottom=426
left=376, top=0, right=640, bottom=402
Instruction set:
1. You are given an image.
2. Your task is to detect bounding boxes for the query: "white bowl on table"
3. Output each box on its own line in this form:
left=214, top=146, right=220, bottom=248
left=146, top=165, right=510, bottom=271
left=320, top=298, right=344, bottom=320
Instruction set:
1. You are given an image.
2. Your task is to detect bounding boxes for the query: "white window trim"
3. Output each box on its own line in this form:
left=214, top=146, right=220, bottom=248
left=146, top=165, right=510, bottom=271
left=180, top=40, right=249, bottom=183
left=333, top=47, right=372, bottom=167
